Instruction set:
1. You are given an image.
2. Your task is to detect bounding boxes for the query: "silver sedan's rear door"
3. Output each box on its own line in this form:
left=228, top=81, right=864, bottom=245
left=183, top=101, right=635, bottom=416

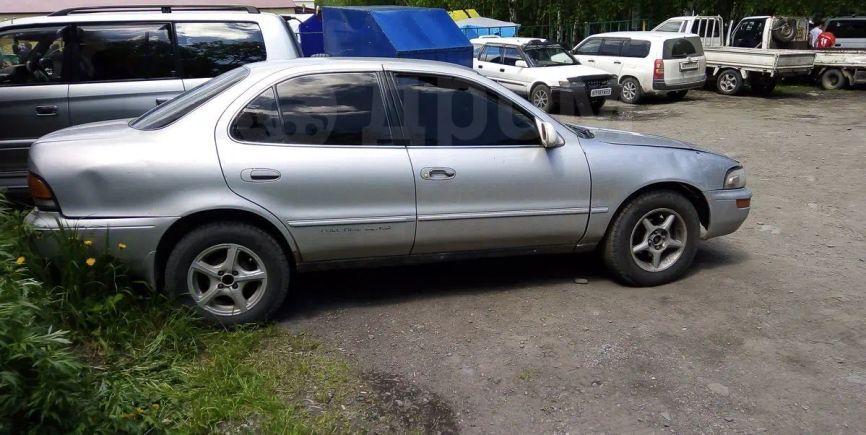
left=215, top=69, right=416, bottom=262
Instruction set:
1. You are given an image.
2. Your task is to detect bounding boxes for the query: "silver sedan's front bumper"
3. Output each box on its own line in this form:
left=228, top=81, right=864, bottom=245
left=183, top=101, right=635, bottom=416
left=703, top=188, right=752, bottom=239
left=25, top=211, right=177, bottom=288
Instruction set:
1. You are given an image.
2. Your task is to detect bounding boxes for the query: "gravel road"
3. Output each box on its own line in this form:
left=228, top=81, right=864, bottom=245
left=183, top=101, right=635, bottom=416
left=280, top=87, right=866, bottom=433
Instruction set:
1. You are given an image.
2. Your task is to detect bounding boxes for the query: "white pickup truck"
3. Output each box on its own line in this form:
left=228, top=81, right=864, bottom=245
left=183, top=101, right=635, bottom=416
left=654, top=15, right=816, bottom=95
left=813, top=50, right=866, bottom=89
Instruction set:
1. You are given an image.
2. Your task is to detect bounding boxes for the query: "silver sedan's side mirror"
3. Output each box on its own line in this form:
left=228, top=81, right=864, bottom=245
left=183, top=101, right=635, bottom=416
left=515, top=59, right=528, bottom=68
left=537, top=120, right=565, bottom=148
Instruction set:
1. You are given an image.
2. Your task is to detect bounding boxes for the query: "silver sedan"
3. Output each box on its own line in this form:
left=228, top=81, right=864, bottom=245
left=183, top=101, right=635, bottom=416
left=26, top=58, right=751, bottom=325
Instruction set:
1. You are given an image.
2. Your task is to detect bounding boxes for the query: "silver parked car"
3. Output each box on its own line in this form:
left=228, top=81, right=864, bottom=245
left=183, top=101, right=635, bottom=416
left=27, top=58, right=751, bottom=325
left=0, top=5, right=300, bottom=201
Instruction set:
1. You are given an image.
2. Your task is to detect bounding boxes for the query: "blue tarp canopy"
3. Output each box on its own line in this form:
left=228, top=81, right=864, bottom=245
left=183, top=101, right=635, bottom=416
left=298, top=14, right=323, bottom=56
left=322, top=6, right=473, bottom=67
left=457, top=17, right=520, bottom=38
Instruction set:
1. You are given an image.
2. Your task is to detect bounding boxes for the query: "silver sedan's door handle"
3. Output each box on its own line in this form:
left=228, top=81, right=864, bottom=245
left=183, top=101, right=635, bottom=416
left=35, top=105, right=58, bottom=117
left=155, top=97, right=171, bottom=105
left=420, top=167, right=456, bottom=180
left=241, top=168, right=281, bottom=182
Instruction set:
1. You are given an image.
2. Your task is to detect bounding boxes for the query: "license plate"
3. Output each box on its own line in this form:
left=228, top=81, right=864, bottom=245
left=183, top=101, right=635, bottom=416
left=680, top=62, right=699, bottom=71
left=590, top=88, right=612, bottom=97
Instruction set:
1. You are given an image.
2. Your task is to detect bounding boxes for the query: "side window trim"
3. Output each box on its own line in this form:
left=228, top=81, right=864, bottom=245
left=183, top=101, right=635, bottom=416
left=384, top=70, right=543, bottom=148
left=230, top=70, right=397, bottom=147
left=379, top=68, right=410, bottom=146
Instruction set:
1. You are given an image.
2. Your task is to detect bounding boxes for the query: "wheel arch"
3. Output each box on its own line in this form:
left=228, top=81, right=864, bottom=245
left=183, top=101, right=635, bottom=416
left=610, top=181, right=710, bottom=232
left=529, top=80, right=551, bottom=93
left=618, top=74, right=640, bottom=85
left=155, top=208, right=298, bottom=290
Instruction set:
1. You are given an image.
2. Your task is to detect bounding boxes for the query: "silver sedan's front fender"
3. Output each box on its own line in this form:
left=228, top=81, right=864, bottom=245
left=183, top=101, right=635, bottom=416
left=577, top=140, right=744, bottom=248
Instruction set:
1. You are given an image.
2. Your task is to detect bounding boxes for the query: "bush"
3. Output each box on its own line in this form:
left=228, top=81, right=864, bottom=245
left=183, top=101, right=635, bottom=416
left=0, top=199, right=206, bottom=433
left=0, top=196, right=390, bottom=433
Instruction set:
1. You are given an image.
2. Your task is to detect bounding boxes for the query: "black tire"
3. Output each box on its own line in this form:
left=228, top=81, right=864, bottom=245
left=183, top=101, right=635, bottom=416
left=590, top=98, right=605, bottom=115
left=620, top=77, right=642, bottom=104
left=166, top=222, right=290, bottom=326
left=716, top=69, right=743, bottom=96
left=667, top=90, right=688, bottom=101
left=820, top=69, right=847, bottom=90
left=530, top=84, right=553, bottom=112
left=602, top=190, right=700, bottom=286
left=751, top=78, right=778, bottom=95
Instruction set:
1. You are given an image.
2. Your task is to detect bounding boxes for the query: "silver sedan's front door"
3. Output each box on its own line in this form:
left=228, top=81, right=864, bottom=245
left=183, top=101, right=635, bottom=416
left=215, top=70, right=416, bottom=262
left=391, top=71, right=591, bottom=254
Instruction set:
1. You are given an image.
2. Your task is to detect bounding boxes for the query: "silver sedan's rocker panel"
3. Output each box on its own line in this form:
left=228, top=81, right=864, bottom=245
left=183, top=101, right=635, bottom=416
left=25, top=58, right=751, bottom=324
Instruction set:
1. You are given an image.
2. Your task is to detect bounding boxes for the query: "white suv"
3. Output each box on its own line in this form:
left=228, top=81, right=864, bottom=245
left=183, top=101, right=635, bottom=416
left=470, top=37, right=618, bottom=114
left=572, top=32, right=707, bottom=104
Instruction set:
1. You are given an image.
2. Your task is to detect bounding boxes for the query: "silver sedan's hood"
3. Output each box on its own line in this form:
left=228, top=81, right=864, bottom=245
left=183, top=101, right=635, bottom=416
left=567, top=124, right=726, bottom=155
left=585, top=126, right=704, bottom=151
left=37, top=119, right=136, bottom=143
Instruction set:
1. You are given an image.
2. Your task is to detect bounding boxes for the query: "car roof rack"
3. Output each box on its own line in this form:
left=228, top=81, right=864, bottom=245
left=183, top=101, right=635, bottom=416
left=48, top=5, right=260, bottom=16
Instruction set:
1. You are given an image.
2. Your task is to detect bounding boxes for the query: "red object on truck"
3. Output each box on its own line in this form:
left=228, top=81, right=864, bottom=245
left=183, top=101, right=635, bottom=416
left=816, top=32, right=836, bottom=49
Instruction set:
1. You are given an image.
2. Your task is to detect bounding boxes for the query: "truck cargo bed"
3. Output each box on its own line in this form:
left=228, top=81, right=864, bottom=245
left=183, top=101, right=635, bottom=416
left=705, top=47, right=815, bottom=75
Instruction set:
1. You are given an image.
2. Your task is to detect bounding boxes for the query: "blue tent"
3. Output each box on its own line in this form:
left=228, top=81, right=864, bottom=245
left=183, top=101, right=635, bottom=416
left=298, top=14, right=324, bottom=57
left=322, top=6, right=473, bottom=67
left=457, top=17, right=520, bottom=39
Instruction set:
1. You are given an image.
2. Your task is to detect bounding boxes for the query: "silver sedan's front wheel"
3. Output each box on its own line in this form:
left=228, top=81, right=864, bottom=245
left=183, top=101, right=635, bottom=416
left=602, top=190, right=700, bottom=286
left=167, top=222, right=290, bottom=325
left=629, top=209, right=687, bottom=272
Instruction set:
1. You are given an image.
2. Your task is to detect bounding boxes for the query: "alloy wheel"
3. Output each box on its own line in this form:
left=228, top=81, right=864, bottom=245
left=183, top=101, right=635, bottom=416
left=720, top=73, right=738, bottom=93
left=532, top=88, right=549, bottom=109
left=186, top=243, right=268, bottom=316
left=629, top=208, right=687, bottom=273
left=622, top=81, right=637, bottom=101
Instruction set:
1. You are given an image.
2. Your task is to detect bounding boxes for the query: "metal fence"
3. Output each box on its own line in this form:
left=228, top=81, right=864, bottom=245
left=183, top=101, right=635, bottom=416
left=520, top=19, right=652, bottom=48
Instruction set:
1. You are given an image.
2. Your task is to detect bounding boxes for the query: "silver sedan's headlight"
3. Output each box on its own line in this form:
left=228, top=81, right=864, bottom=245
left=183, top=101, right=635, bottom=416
left=724, top=167, right=746, bottom=189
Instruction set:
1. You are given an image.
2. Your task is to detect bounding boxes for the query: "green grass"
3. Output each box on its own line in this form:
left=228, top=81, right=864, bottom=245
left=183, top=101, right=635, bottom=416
left=0, top=196, right=400, bottom=434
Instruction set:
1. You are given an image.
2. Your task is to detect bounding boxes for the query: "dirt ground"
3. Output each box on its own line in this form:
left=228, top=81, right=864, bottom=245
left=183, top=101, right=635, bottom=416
left=279, top=87, right=866, bottom=433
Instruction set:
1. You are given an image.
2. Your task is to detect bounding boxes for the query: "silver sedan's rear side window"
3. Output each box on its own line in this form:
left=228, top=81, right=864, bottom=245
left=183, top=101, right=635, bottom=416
left=130, top=66, right=249, bottom=130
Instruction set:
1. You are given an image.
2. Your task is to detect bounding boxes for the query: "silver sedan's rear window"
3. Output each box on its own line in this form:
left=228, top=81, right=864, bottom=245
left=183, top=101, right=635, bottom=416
left=130, top=67, right=249, bottom=130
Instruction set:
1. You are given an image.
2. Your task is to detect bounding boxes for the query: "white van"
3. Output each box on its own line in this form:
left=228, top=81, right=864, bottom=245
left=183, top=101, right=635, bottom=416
left=572, top=31, right=707, bottom=104
left=824, top=16, right=866, bottom=49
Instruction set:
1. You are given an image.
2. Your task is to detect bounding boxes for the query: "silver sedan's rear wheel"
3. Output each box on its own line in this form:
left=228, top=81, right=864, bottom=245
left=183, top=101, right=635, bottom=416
left=602, top=190, right=700, bottom=286
left=167, top=222, right=290, bottom=325
left=187, top=243, right=269, bottom=317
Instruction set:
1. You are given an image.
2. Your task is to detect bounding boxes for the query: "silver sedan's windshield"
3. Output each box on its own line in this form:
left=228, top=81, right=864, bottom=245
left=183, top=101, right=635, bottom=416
left=130, top=67, right=249, bottom=130
left=524, top=45, right=577, bottom=66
